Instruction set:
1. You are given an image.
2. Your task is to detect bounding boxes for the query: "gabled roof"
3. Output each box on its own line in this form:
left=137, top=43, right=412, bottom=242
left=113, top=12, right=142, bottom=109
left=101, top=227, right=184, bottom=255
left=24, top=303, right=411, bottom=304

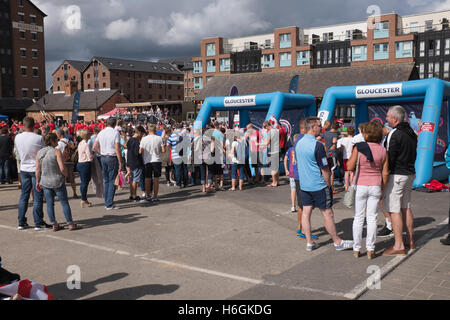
left=158, top=56, right=194, bottom=71
left=195, top=63, right=419, bottom=100
left=27, top=90, right=126, bottom=112
left=66, top=60, right=90, bottom=73
left=28, top=0, right=47, bottom=17
left=91, top=56, right=183, bottom=75
left=52, top=60, right=90, bottom=76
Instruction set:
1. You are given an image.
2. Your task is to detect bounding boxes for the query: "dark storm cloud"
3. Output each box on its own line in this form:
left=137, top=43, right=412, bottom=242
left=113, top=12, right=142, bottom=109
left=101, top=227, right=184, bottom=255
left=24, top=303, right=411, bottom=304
left=34, top=0, right=449, bottom=89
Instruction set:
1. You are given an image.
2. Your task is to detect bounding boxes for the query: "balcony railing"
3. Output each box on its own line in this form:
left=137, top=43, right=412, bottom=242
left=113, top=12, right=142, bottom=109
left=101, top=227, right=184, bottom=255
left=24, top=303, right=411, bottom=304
left=193, top=66, right=202, bottom=74
left=220, top=64, right=231, bottom=72
left=309, top=32, right=367, bottom=44
left=261, top=60, right=275, bottom=68
left=397, top=23, right=450, bottom=35
left=223, top=43, right=275, bottom=54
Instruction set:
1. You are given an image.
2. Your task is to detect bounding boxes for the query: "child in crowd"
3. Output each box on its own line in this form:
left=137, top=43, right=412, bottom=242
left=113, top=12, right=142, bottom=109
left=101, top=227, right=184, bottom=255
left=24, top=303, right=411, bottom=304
left=284, top=134, right=299, bottom=212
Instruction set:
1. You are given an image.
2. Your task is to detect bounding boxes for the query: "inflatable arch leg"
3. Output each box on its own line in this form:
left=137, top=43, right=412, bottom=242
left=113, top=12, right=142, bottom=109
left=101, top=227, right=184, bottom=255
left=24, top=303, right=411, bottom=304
left=355, top=103, right=368, bottom=134
left=239, top=110, right=250, bottom=129
left=415, top=81, right=445, bottom=187
left=265, top=92, right=285, bottom=122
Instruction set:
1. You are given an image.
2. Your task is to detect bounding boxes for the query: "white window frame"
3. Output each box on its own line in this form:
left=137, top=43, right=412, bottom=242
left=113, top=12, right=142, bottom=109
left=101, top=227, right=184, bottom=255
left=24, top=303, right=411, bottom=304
left=420, top=41, right=425, bottom=57
left=444, top=61, right=449, bottom=79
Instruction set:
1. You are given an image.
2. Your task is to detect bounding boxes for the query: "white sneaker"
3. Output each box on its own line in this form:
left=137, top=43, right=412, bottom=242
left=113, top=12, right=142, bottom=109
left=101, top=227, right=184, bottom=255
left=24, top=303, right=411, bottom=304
left=106, top=206, right=120, bottom=211
left=291, top=206, right=296, bottom=212
left=306, top=242, right=318, bottom=252
left=334, top=240, right=353, bottom=251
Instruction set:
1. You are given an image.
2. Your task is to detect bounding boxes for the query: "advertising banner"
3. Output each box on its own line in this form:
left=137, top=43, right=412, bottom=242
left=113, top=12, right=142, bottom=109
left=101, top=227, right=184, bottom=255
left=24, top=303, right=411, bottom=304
left=368, top=102, right=448, bottom=162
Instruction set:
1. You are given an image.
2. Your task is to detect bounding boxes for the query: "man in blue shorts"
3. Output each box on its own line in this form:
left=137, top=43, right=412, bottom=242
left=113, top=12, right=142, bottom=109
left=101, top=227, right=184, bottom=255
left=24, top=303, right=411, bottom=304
left=296, top=117, right=353, bottom=252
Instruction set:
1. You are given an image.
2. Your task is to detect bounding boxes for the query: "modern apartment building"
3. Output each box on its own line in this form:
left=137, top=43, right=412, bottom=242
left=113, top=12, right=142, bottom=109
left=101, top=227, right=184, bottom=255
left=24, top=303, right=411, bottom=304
left=0, top=0, right=46, bottom=99
left=192, top=10, right=450, bottom=95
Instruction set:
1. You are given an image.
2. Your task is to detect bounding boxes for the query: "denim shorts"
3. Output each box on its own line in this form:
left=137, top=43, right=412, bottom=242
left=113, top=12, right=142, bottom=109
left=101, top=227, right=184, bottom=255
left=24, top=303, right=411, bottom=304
left=131, top=168, right=143, bottom=183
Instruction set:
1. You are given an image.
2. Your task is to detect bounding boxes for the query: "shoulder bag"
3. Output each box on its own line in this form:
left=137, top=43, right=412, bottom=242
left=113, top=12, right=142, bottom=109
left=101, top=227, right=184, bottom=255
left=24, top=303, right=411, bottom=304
left=343, top=152, right=360, bottom=209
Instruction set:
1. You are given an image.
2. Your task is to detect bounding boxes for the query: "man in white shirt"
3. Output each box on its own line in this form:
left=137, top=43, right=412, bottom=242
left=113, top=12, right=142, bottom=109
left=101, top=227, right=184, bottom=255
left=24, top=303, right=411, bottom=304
left=140, top=124, right=165, bottom=202
left=15, top=117, right=49, bottom=230
left=93, top=118, right=122, bottom=210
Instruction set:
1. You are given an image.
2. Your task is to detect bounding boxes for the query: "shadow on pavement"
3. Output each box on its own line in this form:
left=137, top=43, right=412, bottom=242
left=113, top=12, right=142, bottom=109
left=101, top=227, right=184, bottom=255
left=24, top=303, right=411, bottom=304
left=86, top=284, right=179, bottom=300
left=48, top=272, right=128, bottom=300
left=74, top=213, right=148, bottom=229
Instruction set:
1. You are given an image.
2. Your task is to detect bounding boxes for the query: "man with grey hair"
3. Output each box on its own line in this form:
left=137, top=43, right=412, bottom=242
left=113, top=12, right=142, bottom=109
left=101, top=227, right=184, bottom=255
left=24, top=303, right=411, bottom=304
left=382, top=105, right=417, bottom=256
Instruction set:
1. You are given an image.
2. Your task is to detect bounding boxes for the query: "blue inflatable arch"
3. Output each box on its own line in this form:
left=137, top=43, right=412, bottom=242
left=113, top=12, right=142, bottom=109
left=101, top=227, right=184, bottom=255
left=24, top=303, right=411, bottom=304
left=194, top=92, right=317, bottom=129
left=317, top=78, right=450, bottom=188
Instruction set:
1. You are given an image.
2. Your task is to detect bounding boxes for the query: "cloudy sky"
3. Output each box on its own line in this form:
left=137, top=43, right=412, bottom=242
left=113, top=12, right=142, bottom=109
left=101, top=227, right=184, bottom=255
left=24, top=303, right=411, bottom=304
left=33, top=0, right=450, bottom=90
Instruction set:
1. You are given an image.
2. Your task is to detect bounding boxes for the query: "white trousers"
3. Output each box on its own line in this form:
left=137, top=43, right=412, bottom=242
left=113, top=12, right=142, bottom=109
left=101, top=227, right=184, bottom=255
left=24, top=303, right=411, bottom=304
left=353, top=185, right=381, bottom=251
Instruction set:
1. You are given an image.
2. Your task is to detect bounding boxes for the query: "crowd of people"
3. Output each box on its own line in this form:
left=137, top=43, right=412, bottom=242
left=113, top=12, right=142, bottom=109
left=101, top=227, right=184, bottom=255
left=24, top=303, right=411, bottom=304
left=0, top=104, right=449, bottom=253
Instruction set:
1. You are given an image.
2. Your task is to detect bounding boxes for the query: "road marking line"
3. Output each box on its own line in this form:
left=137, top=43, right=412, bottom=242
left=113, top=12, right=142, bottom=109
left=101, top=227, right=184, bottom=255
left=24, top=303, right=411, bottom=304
left=141, top=257, right=262, bottom=285
left=344, top=217, right=450, bottom=300
left=0, top=223, right=346, bottom=297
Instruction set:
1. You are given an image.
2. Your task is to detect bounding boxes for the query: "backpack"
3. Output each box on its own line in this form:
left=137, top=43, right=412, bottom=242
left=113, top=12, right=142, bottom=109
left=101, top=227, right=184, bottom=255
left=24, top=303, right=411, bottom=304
left=61, top=141, right=73, bottom=163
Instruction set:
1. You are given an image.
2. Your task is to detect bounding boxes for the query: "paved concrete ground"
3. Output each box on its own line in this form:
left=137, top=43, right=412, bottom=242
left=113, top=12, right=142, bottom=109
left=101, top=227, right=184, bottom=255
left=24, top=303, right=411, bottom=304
left=0, top=176, right=448, bottom=300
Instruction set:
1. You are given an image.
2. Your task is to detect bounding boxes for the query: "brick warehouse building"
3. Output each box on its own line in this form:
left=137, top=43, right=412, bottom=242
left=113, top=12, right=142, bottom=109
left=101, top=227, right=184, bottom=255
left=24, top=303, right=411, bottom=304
left=52, top=60, right=89, bottom=94
left=81, top=56, right=184, bottom=104
left=26, top=85, right=131, bottom=123
left=158, top=56, right=195, bottom=102
left=0, top=0, right=46, bottom=99
left=192, top=10, right=450, bottom=95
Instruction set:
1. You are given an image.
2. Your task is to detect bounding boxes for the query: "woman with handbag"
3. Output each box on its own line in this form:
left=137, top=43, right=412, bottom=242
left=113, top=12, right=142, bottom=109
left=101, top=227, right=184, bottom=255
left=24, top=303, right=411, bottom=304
left=347, top=122, right=389, bottom=259
left=35, top=133, right=82, bottom=231
left=77, top=129, right=94, bottom=208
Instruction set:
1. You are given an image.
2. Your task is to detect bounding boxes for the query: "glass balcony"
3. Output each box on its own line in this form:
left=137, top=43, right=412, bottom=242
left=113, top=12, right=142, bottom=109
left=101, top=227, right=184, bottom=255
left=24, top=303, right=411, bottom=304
left=373, top=29, right=389, bottom=39
left=261, top=60, right=275, bottom=68
left=194, top=65, right=202, bottom=74
left=395, top=41, right=413, bottom=58
left=297, top=52, right=310, bottom=66
left=194, top=80, right=203, bottom=90
left=280, top=40, right=291, bottom=49
left=280, top=58, right=291, bottom=67
left=220, top=64, right=231, bottom=72
left=352, top=46, right=367, bottom=61
left=374, top=50, right=389, bottom=60
left=206, top=65, right=216, bottom=73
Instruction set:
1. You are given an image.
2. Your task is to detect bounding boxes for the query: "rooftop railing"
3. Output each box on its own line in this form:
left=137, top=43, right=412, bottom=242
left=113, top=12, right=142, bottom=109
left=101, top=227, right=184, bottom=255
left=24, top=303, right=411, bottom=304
left=223, top=43, right=275, bottom=54
left=397, top=22, right=450, bottom=35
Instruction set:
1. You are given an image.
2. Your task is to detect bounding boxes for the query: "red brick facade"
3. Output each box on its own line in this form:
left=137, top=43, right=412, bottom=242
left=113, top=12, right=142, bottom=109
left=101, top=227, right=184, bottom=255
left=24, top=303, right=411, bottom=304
left=9, top=0, right=46, bottom=99
left=52, top=61, right=84, bottom=93
left=193, top=14, right=417, bottom=95
left=351, top=14, right=415, bottom=67
left=82, top=59, right=184, bottom=103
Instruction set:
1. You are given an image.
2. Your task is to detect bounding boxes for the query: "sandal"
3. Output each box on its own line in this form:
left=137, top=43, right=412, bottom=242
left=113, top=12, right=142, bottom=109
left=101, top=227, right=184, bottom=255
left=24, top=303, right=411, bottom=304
left=68, top=224, right=82, bottom=231
left=52, top=224, right=64, bottom=232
